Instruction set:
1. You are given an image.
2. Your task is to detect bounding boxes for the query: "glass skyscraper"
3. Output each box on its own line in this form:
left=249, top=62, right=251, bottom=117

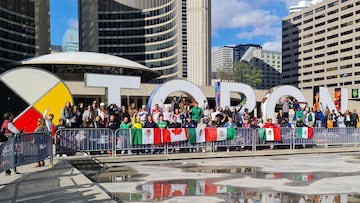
left=0, top=0, right=50, bottom=72
left=79, top=0, right=210, bottom=85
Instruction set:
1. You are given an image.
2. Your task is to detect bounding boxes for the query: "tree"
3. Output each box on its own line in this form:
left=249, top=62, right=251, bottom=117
left=217, top=69, right=233, bottom=81
left=232, top=62, right=263, bottom=88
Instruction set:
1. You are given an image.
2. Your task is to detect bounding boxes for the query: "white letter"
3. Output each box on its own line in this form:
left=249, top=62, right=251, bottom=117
left=149, top=80, right=207, bottom=110
left=261, top=85, right=307, bottom=121
left=220, top=82, right=256, bottom=112
left=85, top=73, right=140, bottom=107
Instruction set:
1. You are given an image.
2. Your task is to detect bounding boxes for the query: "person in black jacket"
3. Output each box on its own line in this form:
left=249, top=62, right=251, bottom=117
left=168, top=116, right=182, bottom=128
left=107, top=115, right=119, bottom=130
left=144, top=115, right=158, bottom=128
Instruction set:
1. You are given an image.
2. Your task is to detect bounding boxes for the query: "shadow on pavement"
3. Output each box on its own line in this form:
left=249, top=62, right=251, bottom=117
left=0, top=160, right=114, bottom=203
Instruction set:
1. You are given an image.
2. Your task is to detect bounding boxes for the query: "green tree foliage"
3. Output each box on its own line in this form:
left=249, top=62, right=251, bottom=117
left=233, top=62, right=263, bottom=88
left=216, top=70, right=233, bottom=81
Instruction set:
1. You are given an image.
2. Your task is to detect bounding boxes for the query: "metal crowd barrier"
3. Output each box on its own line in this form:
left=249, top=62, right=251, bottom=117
left=55, top=127, right=360, bottom=157
left=0, top=132, right=52, bottom=174
left=57, top=128, right=114, bottom=155
left=214, top=128, right=255, bottom=152
left=254, top=127, right=293, bottom=150
left=114, top=129, right=166, bottom=155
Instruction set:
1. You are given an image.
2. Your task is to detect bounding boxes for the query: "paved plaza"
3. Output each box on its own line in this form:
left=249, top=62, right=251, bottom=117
left=1, top=149, right=360, bottom=202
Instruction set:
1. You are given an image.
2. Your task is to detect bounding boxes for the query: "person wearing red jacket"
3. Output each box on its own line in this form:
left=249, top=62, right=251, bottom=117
left=263, top=118, right=276, bottom=128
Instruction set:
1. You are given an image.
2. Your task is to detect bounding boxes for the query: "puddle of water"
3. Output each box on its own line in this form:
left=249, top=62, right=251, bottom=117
left=75, top=165, right=149, bottom=183
left=108, top=179, right=359, bottom=203
left=74, top=164, right=360, bottom=202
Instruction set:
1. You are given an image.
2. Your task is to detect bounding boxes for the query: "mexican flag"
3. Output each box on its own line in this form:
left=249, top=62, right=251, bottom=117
left=187, top=180, right=234, bottom=195
left=264, top=172, right=282, bottom=179
left=204, top=184, right=235, bottom=195
left=163, top=128, right=188, bottom=143
left=188, top=128, right=205, bottom=143
left=297, top=127, right=314, bottom=139
left=187, top=180, right=205, bottom=196
left=204, top=128, right=236, bottom=142
left=130, top=128, right=162, bottom=145
left=296, top=175, right=314, bottom=182
left=263, top=127, right=281, bottom=141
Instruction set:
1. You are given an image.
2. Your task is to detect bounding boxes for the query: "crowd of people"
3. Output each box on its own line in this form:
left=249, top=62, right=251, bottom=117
left=55, top=96, right=359, bottom=132
left=1, top=96, right=359, bottom=174
left=56, top=97, right=255, bottom=132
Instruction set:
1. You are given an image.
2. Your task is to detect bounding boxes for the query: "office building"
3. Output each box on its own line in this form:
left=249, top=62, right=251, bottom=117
left=62, top=28, right=79, bottom=52
left=282, top=0, right=360, bottom=90
left=211, top=46, right=234, bottom=74
left=79, top=0, right=211, bottom=85
left=289, top=0, right=325, bottom=14
left=211, top=44, right=281, bottom=89
left=233, top=44, right=262, bottom=62
left=0, top=0, right=50, bottom=72
left=244, top=49, right=282, bottom=89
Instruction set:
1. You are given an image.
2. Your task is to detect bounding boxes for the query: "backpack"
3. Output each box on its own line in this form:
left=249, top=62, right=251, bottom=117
left=308, top=113, right=313, bottom=122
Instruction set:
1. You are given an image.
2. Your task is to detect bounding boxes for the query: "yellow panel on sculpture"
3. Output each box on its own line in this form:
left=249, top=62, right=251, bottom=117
left=33, top=82, right=73, bottom=123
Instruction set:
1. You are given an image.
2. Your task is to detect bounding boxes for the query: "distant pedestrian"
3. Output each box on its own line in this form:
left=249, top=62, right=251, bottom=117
left=1, top=112, right=22, bottom=175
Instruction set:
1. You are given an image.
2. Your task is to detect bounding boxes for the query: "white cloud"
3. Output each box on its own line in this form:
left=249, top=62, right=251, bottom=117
left=262, top=40, right=282, bottom=51
left=236, top=26, right=282, bottom=40
left=212, top=0, right=280, bottom=31
left=212, top=0, right=283, bottom=43
left=68, top=18, right=78, bottom=29
left=272, top=0, right=298, bottom=8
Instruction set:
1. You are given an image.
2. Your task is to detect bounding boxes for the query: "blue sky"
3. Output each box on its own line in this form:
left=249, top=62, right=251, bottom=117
left=50, top=0, right=298, bottom=51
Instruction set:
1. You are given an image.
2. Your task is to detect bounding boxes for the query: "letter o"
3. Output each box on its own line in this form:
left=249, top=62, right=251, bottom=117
left=148, top=80, right=207, bottom=110
left=262, top=85, right=307, bottom=122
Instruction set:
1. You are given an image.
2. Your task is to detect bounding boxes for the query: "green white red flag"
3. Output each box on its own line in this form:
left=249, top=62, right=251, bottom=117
left=187, top=128, right=205, bottom=143
left=130, top=128, right=162, bottom=145
left=204, top=128, right=236, bottom=142
left=263, top=127, right=281, bottom=141
left=296, top=127, right=314, bottom=139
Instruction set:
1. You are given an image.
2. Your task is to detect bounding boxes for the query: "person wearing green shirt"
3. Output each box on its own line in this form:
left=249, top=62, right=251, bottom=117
left=157, top=115, right=168, bottom=129
left=190, top=102, right=203, bottom=126
left=120, top=117, right=132, bottom=129
left=118, top=117, right=132, bottom=154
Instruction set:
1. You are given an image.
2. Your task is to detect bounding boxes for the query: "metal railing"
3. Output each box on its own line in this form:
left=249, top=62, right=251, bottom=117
left=0, top=132, right=53, bottom=174
left=55, top=127, right=360, bottom=157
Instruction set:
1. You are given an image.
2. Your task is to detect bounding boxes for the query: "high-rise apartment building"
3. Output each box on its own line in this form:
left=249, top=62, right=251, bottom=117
left=289, top=0, right=325, bottom=14
left=62, top=28, right=79, bottom=52
left=282, top=0, right=360, bottom=90
left=79, top=0, right=211, bottom=85
left=211, top=44, right=282, bottom=89
left=0, top=0, right=50, bottom=72
left=244, top=49, right=282, bottom=89
left=211, top=46, right=234, bottom=73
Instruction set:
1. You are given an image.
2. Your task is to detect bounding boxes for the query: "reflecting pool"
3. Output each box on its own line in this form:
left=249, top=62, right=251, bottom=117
left=74, top=153, right=360, bottom=202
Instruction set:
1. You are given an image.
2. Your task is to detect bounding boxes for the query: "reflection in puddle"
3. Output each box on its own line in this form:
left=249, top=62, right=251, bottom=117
left=110, top=179, right=355, bottom=203
left=74, top=164, right=360, bottom=202
left=183, top=166, right=360, bottom=186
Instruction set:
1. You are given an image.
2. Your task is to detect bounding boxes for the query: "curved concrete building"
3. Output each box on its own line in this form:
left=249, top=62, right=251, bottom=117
left=14, top=51, right=160, bottom=82
left=79, top=0, right=210, bottom=85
